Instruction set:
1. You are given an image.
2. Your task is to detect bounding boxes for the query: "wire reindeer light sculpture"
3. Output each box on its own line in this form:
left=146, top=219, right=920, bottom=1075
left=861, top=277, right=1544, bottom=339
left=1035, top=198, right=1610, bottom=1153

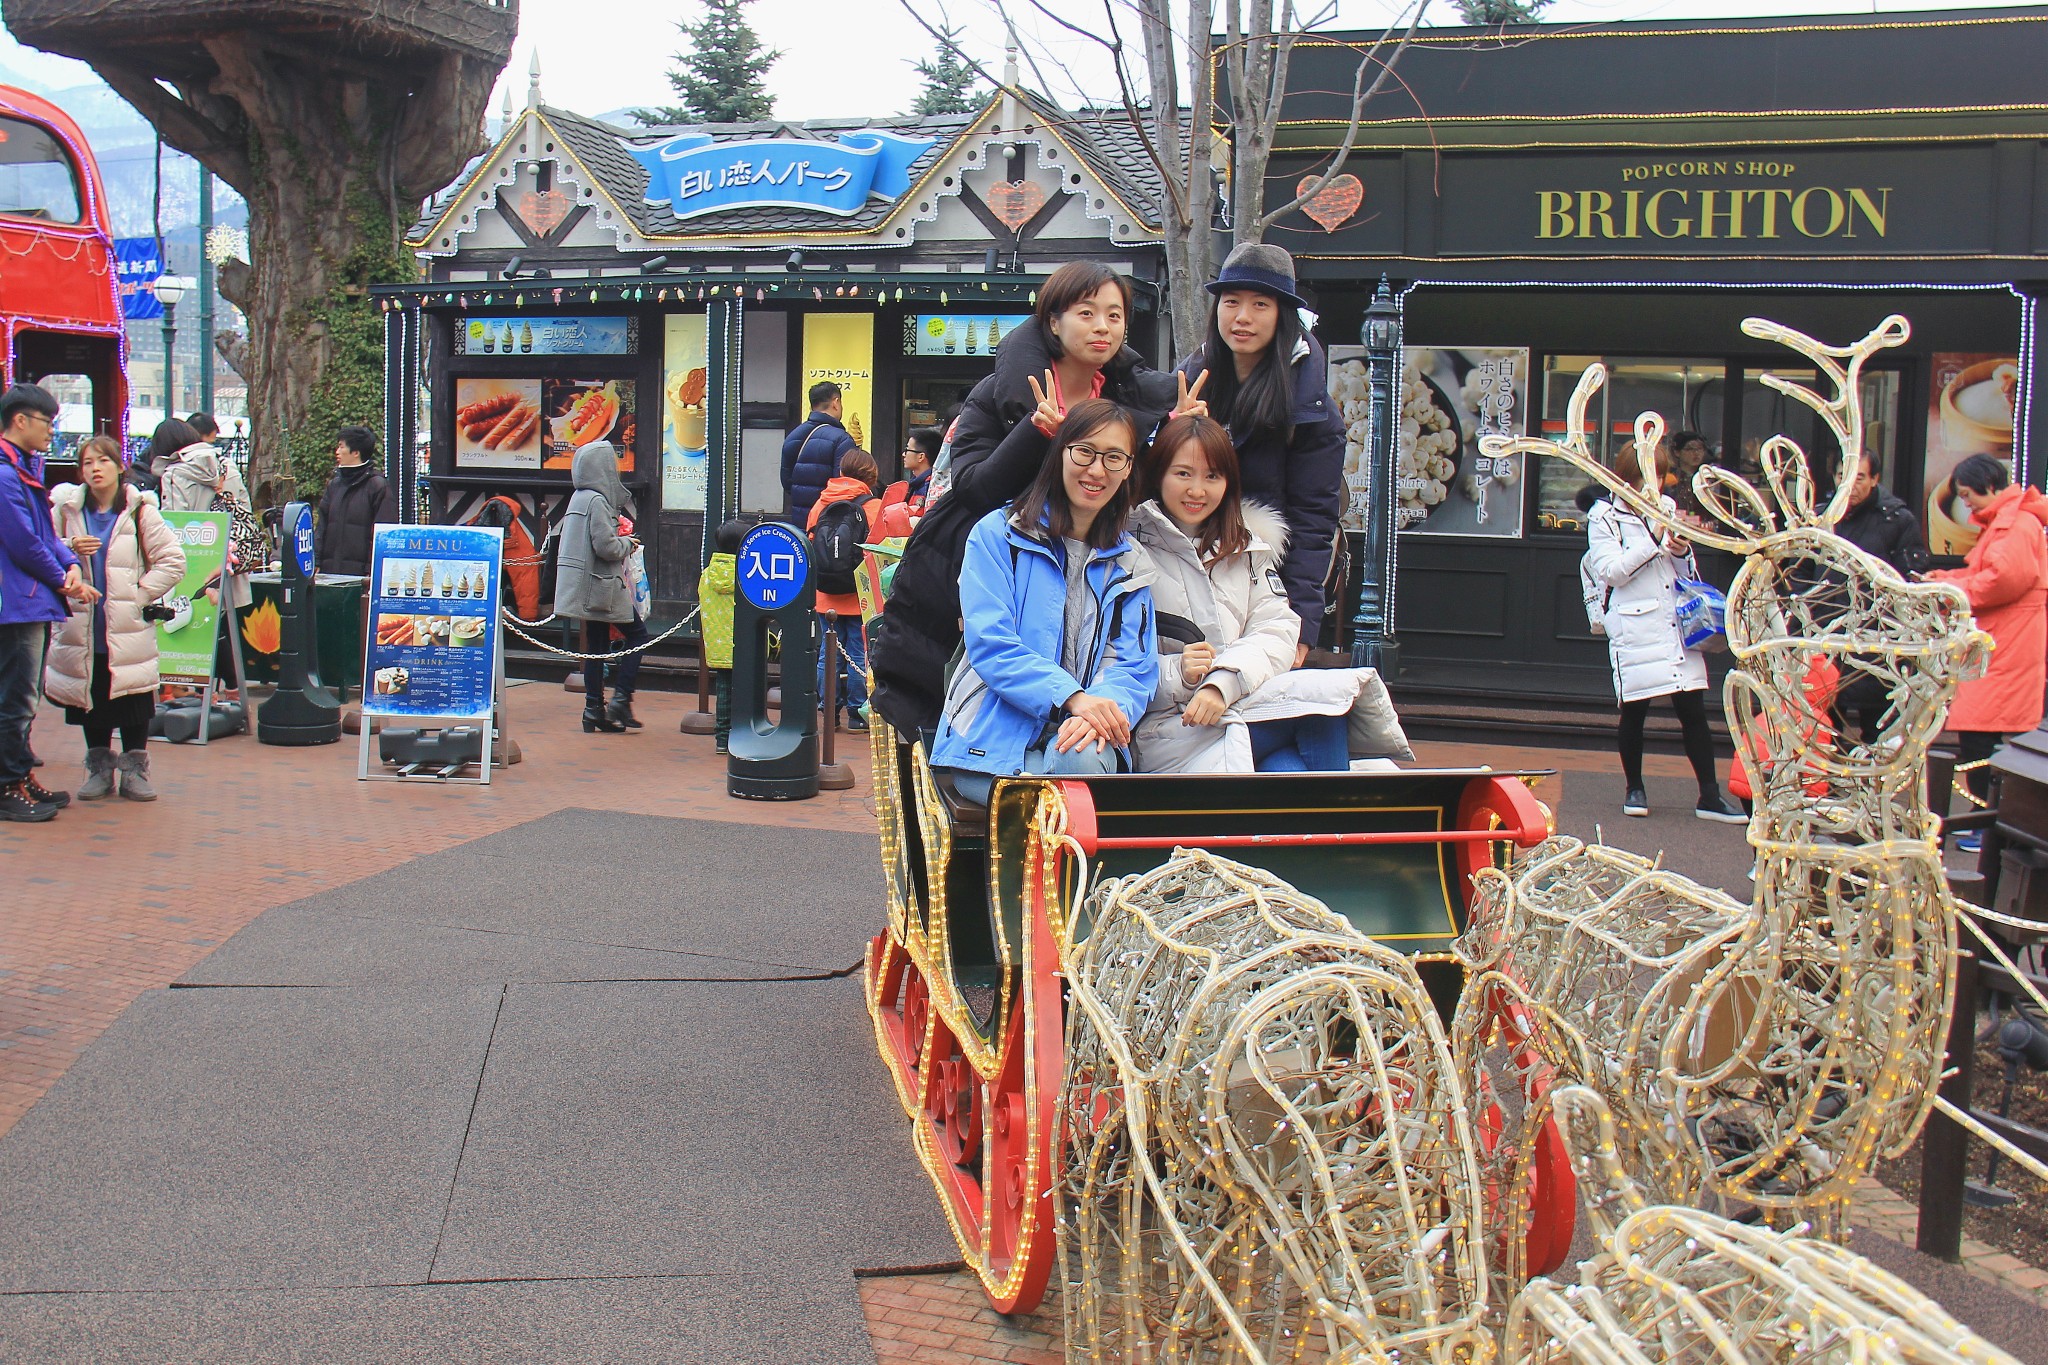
left=1505, top=1086, right=2021, bottom=1365
left=1453, top=317, right=1991, bottom=1273
left=1058, top=848, right=1496, bottom=1365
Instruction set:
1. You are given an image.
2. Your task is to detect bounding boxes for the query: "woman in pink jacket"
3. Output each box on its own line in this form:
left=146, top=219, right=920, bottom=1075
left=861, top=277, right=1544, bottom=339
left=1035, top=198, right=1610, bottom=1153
left=1930, top=453, right=2048, bottom=816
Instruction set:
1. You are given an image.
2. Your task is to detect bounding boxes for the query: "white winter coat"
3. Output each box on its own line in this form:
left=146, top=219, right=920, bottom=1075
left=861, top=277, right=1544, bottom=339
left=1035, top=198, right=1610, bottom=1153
left=1584, top=495, right=1708, bottom=704
left=1129, top=500, right=1301, bottom=773
left=44, top=484, right=186, bottom=708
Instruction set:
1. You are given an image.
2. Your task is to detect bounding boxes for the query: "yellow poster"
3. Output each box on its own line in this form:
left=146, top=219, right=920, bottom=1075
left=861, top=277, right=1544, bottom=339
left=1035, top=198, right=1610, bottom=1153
left=663, top=313, right=709, bottom=511
left=802, top=313, right=875, bottom=457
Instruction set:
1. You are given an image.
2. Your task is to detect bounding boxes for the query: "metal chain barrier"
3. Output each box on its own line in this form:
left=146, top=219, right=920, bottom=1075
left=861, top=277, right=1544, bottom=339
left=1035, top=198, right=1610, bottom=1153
left=500, top=605, right=702, bottom=662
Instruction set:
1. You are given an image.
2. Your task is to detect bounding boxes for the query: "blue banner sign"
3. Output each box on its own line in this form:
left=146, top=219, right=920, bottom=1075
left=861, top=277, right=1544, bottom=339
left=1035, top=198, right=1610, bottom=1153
left=363, top=524, right=504, bottom=721
left=737, top=522, right=811, bottom=611
left=627, top=131, right=934, bottom=222
left=114, top=237, right=163, bottom=320
left=291, top=505, right=316, bottom=577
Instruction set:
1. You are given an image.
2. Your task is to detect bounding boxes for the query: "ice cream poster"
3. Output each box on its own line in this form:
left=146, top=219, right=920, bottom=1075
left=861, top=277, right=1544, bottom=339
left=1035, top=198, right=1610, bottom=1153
left=663, top=313, right=709, bottom=512
left=1330, top=347, right=1528, bottom=538
left=1924, top=352, right=2019, bottom=556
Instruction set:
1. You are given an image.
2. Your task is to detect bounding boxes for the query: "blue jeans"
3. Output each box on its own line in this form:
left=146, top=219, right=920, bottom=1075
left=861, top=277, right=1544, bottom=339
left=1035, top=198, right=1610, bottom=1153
left=1250, top=713, right=1349, bottom=772
left=817, top=614, right=868, bottom=718
left=946, top=740, right=1119, bottom=806
left=0, top=621, right=45, bottom=784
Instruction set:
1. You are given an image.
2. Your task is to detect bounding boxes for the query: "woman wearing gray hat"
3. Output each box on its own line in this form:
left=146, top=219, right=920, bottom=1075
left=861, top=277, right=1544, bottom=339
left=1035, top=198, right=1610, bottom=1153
left=1176, top=244, right=1347, bottom=667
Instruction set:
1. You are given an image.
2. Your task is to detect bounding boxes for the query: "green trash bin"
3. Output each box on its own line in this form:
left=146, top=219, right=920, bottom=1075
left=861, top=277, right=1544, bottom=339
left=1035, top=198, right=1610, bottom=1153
left=240, top=572, right=367, bottom=699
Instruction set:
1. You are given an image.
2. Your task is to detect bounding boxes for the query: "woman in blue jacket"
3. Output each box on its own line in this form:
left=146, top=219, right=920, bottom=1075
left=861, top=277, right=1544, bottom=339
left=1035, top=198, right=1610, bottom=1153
left=934, top=394, right=1158, bottom=804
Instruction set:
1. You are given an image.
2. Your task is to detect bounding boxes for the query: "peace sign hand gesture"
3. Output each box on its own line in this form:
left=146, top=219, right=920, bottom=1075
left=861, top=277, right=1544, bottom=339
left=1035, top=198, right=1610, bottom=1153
left=1173, top=369, right=1210, bottom=420
left=1027, top=368, right=1065, bottom=436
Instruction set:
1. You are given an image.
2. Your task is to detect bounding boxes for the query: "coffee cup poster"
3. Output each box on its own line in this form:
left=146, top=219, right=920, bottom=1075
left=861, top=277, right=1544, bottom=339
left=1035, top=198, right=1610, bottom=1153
left=663, top=313, right=709, bottom=512
left=1330, top=347, right=1528, bottom=537
left=1924, top=352, right=2019, bottom=555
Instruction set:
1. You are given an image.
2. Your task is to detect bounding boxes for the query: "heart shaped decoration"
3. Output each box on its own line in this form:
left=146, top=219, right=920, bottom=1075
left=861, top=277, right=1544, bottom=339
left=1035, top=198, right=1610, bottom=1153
left=987, top=180, right=1048, bottom=231
left=517, top=188, right=571, bottom=236
left=1298, top=173, right=1364, bottom=232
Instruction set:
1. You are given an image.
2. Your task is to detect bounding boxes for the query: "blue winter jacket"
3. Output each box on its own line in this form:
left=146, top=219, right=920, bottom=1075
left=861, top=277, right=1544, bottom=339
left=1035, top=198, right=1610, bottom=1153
left=0, top=444, right=75, bottom=626
left=781, top=413, right=856, bottom=522
left=933, top=508, right=1158, bottom=778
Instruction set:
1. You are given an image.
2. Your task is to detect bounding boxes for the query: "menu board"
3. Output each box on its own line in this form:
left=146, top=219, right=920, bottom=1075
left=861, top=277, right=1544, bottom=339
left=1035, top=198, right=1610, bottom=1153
left=453, top=376, right=637, bottom=474
left=456, top=315, right=637, bottom=356
left=902, top=313, right=1029, bottom=357
left=1330, top=345, right=1529, bottom=539
left=154, top=510, right=231, bottom=684
left=362, top=524, right=503, bottom=720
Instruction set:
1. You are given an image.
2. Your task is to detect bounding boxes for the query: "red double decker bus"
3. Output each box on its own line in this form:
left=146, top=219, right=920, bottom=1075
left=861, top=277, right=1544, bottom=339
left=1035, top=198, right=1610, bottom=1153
left=0, top=84, right=126, bottom=474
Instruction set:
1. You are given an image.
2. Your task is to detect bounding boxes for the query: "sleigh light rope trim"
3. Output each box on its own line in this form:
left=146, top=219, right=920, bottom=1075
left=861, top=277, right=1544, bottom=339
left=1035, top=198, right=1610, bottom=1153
left=1453, top=317, right=1991, bottom=1274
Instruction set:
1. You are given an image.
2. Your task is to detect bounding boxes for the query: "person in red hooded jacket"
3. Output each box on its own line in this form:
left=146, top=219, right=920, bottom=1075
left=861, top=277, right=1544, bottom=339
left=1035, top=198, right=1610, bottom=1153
left=1930, top=453, right=2048, bottom=812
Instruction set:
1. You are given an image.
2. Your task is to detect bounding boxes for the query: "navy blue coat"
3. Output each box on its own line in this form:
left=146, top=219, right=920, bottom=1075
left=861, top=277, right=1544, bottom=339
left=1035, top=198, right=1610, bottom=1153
left=0, top=442, right=76, bottom=627
left=781, top=413, right=856, bottom=522
left=1177, top=336, right=1345, bottom=647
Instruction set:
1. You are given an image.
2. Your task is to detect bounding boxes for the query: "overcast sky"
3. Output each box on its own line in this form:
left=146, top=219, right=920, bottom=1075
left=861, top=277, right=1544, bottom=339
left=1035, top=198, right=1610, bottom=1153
left=2, top=0, right=2035, bottom=125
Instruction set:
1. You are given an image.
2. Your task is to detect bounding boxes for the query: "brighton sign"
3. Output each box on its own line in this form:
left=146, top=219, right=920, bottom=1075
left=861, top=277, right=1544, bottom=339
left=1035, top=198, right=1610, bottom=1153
left=627, top=131, right=935, bottom=222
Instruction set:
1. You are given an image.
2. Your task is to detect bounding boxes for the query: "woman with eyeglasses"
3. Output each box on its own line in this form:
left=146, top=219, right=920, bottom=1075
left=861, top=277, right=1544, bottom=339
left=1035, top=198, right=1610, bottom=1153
left=932, top=391, right=1158, bottom=805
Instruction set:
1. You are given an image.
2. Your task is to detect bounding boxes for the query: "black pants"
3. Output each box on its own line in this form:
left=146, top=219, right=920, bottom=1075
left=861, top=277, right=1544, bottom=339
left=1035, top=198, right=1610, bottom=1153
left=583, top=617, right=649, bottom=705
left=713, top=669, right=732, bottom=749
left=1957, top=729, right=2008, bottom=802
left=1618, top=688, right=1720, bottom=798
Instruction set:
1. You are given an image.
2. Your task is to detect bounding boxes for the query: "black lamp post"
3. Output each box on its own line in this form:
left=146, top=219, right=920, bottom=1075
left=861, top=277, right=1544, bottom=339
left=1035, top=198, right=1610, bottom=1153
left=155, top=274, right=191, bottom=424
left=1350, top=276, right=1402, bottom=673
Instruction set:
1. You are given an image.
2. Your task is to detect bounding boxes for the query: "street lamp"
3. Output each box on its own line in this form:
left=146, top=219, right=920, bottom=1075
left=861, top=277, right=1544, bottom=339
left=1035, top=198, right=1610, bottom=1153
left=154, top=274, right=194, bottom=424
left=1350, top=277, right=1403, bottom=674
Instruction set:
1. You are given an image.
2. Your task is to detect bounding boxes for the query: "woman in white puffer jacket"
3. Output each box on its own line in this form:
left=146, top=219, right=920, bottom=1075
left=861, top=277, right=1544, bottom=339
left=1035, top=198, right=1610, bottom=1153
left=1582, top=437, right=1742, bottom=823
left=1131, top=415, right=1412, bottom=774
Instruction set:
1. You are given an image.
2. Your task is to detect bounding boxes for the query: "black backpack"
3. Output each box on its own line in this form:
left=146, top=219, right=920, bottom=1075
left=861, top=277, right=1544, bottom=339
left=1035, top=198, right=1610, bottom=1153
left=811, top=496, right=873, bottom=595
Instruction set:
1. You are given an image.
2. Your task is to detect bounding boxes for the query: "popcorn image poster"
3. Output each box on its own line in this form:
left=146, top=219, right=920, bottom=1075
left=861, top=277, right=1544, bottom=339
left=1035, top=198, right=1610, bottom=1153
left=1328, top=346, right=1528, bottom=538
left=362, top=524, right=504, bottom=721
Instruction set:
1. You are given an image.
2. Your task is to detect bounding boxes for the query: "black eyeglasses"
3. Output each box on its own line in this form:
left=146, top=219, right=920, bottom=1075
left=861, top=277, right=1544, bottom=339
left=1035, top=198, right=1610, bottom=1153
left=1066, top=442, right=1132, bottom=474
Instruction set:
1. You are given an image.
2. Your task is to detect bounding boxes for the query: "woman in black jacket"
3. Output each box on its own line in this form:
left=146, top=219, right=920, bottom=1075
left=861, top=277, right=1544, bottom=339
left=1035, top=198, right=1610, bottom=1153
left=1175, top=245, right=1346, bottom=663
left=867, top=261, right=1180, bottom=734
left=315, top=426, right=398, bottom=578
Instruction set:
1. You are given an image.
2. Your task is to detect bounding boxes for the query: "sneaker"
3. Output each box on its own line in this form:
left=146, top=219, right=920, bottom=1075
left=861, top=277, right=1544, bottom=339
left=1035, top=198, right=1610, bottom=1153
left=23, top=774, right=70, bottom=809
left=1955, top=830, right=1984, bottom=854
left=1696, top=792, right=1748, bottom=824
left=0, top=781, right=56, bottom=823
left=845, top=714, right=870, bottom=733
left=1622, top=787, right=1649, bottom=817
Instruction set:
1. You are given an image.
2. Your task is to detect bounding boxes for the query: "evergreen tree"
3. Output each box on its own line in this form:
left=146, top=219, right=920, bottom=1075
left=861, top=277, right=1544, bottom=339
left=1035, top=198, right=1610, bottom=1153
left=1452, top=0, right=1551, bottom=23
left=633, top=0, right=780, bottom=125
left=908, top=27, right=983, bottom=116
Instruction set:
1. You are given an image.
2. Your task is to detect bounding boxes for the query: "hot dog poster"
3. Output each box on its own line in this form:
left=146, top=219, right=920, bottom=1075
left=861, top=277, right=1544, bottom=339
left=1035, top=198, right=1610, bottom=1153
left=454, top=378, right=544, bottom=470
left=541, top=377, right=636, bottom=472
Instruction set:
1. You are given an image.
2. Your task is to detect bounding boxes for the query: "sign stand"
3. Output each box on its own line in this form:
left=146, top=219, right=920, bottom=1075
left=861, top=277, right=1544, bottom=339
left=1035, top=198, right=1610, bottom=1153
left=187, top=596, right=250, bottom=746
left=357, top=521, right=506, bottom=785
left=257, top=502, right=343, bottom=745
left=729, top=521, right=819, bottom=800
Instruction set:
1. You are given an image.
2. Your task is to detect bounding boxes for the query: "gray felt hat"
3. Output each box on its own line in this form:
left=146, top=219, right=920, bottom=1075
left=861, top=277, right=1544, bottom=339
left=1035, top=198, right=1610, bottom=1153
left=1206, top=243, right=1307, bottom=309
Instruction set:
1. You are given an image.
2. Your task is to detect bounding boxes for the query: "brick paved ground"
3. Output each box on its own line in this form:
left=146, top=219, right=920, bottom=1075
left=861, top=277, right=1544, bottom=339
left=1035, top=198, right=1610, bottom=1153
left=11, top=687, right=2038, bottom=1362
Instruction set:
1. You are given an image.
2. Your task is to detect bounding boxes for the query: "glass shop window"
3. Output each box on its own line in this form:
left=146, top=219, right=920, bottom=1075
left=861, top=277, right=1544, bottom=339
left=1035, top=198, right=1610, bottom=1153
left=1535, top=355, right=1727, bottom=535
left=0, top=117, right=81, bottom=224
left=1738, top=366, right=1899, bottom=506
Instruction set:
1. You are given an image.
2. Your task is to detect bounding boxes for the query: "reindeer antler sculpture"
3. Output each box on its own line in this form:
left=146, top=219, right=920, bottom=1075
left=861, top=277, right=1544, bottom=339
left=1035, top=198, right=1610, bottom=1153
left=1454, top=317, right=1990, bottom=1274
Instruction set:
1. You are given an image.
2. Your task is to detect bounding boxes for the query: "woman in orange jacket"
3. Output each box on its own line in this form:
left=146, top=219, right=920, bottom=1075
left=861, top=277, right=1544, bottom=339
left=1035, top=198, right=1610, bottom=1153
left=807, top=449, right=884, bottom=731
left=1930, top=453, right=2048, bottom=805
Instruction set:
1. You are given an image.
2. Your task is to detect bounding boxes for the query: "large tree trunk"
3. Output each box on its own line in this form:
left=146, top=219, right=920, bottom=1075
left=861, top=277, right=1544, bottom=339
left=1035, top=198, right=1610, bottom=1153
left=81, top=36, right=502, bottom=505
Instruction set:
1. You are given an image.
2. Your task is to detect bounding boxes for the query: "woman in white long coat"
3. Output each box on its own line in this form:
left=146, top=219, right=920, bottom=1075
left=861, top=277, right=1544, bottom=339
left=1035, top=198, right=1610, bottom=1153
left=1582, top=438, right=1743, bottom=822
left=1131, top=415, right=1412, bottom=773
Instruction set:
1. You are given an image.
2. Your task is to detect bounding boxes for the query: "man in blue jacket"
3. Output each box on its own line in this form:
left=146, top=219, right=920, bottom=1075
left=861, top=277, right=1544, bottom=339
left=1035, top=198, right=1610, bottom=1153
left=780, top=381, right=856, bottom=524
left=0, top=383, right=95, bottom=822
